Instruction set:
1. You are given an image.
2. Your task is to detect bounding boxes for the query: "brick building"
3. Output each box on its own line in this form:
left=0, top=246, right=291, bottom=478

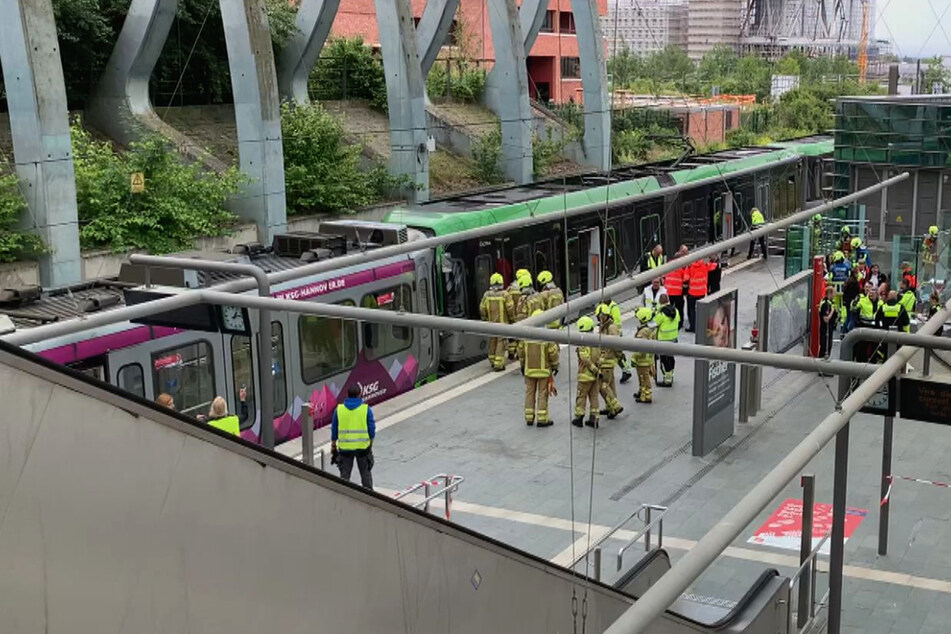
left=331, top=0, right=608, bottom=104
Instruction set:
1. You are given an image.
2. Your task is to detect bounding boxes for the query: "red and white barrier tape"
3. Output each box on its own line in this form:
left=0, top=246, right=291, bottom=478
left=880, top=475, right=951, bottom=506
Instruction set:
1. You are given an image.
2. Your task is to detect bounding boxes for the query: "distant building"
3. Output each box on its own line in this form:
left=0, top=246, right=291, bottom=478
left=611, top=93, right=743, bottom=145
left=602, top=0, right=688, bottom=56
left=331, top=0, right=608, bottom=104
left=739, top=0, right=876, bottom=58
left=687, top=0, right=742, bottom=60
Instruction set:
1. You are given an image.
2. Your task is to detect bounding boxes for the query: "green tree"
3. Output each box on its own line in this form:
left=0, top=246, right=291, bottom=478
left=470, top=128, right=505, bottom=185
left=776, top=52, right=803, bottom=76
left=645, top=45, right=695, bottom=85
left=0, top=170, right=45, bottom=262
left=309, top=37, right=388, bottom=111
left=71, top=125, right=243, bottom=252
left=922, top=56, right=949, bottom=93
left=608, top=47, right=645, bottom=88
left=773, top=88, right=831, bottom=134
left=698, top=45, right=737, bottom=83
left=281, top=103, right=395, bottom=214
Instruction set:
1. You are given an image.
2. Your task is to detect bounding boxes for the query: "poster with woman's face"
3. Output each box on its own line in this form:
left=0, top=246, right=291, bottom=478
left=706, top=296, right=735, bottom=349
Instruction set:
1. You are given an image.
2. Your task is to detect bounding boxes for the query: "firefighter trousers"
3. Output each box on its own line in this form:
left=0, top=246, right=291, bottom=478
left=636, top=366, right=653, bottom=401
left=574, top=379, right=600, bottom=420
left=487, top=337, right=506, bottom=369
left=598, top=366, right=621, bottom=413
left=524, top=377, right=550, bottom=423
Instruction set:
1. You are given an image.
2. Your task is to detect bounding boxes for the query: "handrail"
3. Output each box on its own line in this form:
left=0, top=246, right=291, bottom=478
left=393, top=473, right=465, bottom=519
left=617, top=505, right=668, bottom=572
left=570, top=504, right=667, bottom=582
left=788, top=530, right=831, bottom=634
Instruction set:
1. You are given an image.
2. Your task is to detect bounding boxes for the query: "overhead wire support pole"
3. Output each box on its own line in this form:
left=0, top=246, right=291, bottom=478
left=128, top=254, right=276, bottom=448
left=601, top=299, right=951, bottom=634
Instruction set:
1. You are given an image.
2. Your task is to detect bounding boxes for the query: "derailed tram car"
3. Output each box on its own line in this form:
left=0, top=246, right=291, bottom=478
left=384, top=136, right=833, bottom=368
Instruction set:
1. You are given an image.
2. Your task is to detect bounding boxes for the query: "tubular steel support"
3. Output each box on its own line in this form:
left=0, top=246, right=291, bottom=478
left=128, top=255, right=275, bottom=449
left=880, top=415, right=893, bottom=556
left=798, top=473, right=815, bottom=630
left=602, top=298, right=951, bottom=634
left=829, top=423, right=849, bottom=634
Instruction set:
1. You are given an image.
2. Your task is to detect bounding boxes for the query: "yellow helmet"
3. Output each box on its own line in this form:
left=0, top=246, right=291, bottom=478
left=531, top=309, right=544, bottom=317
left=833, top=250, right=845, bottom=262
left=537, top=270, right=553, bottom=285
left=515, top=268, right=530, bottom=280
left=518, top=275, right=534, bottom=289
left=841, top=225, right=851, bottom=234
left=930, top=225, right=939, bottom=236
left=576, top=316, right=596, bottom=332
left=594, top=302, right=610, bottom=317
left=635, top=307, right=653, bottom=323
left=489, top=272, right=503, bottom=286
left=850, top=237, right=862, bottom=249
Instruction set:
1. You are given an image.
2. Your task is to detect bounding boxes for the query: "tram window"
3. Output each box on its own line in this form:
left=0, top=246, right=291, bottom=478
left=361, top=284, right=414, bottom=360
left=622, top=217, right=636, bottom=259
left=299, top=302, right=358, bottom=384
left=117, top=363, right=144, bottom=398
left=567, top=237, right=580, bottom=293
left=534, top=240, right=552, bottom=275
left=474, top=254, right=493, bottom=300
left=152, top=341, right=216, bottom=418
left=419, top=277, right=432, bottom=315
left=444, top=257, right=467, bottom=318
left=512, top=244, right=531, bottom=275
left=231, top=335, right=256, bottom=428
left=605, top=227, right=618, bottom=281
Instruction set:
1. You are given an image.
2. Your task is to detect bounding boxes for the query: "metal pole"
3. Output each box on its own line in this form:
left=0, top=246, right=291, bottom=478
left=880, top=415, right=893, bottom=556
left=828, top=422, right=850, bottom=634
left=601, top=300, right=951, bottom=634
left=923, top=349, right=931, bottom=377
left=594, top=547, right=602, bottom=582
left=127, top=254, right=275, bottom=449
left=301, top=403, right=314, bottom=467
left=424, top=480, right=431, bottom=513
left=798, top=473, right=815, bottom=630
left=645, top=506, right=652, bottom=552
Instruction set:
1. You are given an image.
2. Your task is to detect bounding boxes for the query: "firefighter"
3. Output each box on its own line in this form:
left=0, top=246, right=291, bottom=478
left=601, top=297, right=632, bottom=384
left=515, top=274, right=543, bottom=322
left=810, top=213, right=823, bottom=257
left=840, top=225, right=853, bottom=258
left=572, top=316, right=602, bottom=428
left=537, top=270, right=564, bottom=328
left=653, top=294, right=680, bottom=386
left=826, top=251, right=851, bottom=315
left=632, top=307, right=656, bottom=403
left=504, top=269, right=528, bottom=359
left=518, top=310, right=560, bottom=427
left=479, top=272, right=508, bottom=371
left=595, top=303, right=624, bottom=419
left=850, top=237, right=870, bottom=267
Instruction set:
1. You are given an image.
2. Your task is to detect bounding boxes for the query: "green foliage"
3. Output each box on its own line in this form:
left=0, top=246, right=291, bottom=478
left=607, top=47, right=645, bottom=88
left=532, top=127, right=568, bottom=178
left=309, top=38, right=388, bottom=111
left=922, top=56, right=949, bottom=92
left=426, top=62, right=486, bottom=102
left=773, top=88, right=832, bottom=133
left=470, top=128, right=505, bottom=185
left=71, top=125, right=242, bottom=253
left=281, top=102, right=396, bottom=215
left=0, top=170, right=46, bottom=263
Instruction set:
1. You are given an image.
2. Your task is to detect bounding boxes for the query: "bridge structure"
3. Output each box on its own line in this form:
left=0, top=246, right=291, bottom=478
left=0, top=0, right=611, bottom=288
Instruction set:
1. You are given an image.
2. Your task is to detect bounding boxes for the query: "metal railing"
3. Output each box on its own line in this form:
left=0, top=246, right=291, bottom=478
left=788, top=531, right=831, bottom=633
left=393, top=474, right=465, bottom=519
left=571, top=503, right=668, bottom=582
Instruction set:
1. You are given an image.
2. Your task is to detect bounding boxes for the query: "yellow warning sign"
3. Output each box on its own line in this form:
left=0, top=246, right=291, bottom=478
left=130, top=172, right=145, bottom=194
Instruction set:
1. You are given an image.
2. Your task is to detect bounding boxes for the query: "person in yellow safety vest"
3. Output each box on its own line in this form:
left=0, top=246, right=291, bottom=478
left=601, top=297, right=633, bottom=384
left=480, top=272, right=508, bottom=371
left=898, top=278, right=917, bottom=318
left=518, top=309, right=560, bottom=427
left=653, top=294, right=680, bottom=387
left=851, top=285, right=882, bottom=363
left=595, top=303, right=624, bottom=419
left=504, top=269, right=529, bottom=359
left=747, top=207, right=767, bottom=259
left=514, top=273, right=543, bottom=322
left=876, top=290, right=911, bottom=333
left=202, top=396, right=241, bottom=436
left=330, top=385, right=375, bottom=489
left=572, top=316, right=602, bottom=429
left=632, top=308, right=657, bottom=403
left=537, top=270, right=564, bottom=328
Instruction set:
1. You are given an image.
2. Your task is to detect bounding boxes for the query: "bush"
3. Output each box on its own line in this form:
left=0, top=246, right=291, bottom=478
left=426, top=62, right=486, bottom=102
left=470, top=128, right=505, bottom=185
left=281, top=102, right=396, bottom=214
left=72, top=125, right=243, bottom=253
left=0, top=170, right=46, bottom=262
left=310, top=38, right=388, bottom=111
left=532, top=127, right=567, bottom=178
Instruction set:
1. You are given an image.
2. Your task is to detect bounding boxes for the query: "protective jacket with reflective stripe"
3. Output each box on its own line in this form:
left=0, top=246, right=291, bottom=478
left=899, top=290, right=916, bottom=316
left=480, top=289, right=508, bottom=323
left=876, top=301, right=910, bottom=333
left=539, top=285, right=565, bottom=327
left=336, top=403, right=371, bottom=450
left=598, top=323, right=621, bottom=368
left=687, top=260, right=714, bottom=297
left=751, top=209, right=765, bottom=226
left=577, top=346, right=601, bottom=382
left=520, top=340, right=559, bottom=378
left=208, top=415, right=240, bottom=436
left=665, top=267, right=686, bottom=296
left=654, top=305, right=680, bottom=341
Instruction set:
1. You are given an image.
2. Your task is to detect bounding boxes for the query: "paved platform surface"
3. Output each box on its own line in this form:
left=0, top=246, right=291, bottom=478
left=281, top=256, right=951, bottom=633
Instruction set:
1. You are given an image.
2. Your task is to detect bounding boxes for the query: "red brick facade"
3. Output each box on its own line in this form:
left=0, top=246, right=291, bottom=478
left=330, top=0, right=607, bottom=104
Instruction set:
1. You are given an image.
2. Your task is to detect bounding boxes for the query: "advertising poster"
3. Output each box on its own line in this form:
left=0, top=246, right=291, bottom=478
left=747, top=498, right=868, bottom=555
left=693, top=288, right=738, bottom=456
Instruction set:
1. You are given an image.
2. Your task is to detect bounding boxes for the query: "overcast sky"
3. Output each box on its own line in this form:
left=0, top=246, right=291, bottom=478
left=878, top=0, right=951, bottom=58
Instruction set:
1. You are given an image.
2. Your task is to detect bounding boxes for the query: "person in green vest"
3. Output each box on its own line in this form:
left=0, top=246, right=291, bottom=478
left=479, top=272, right=508, bottom=371
left=747, top=207, right=767, bottom=259
left=572, top=316, right=602, bottom=429
left=898, top=278, right=917, bottom=319
left=518, top=310, right=560, bottom=427
left=653, top=294, right=680, bottom=386
left=876, top=290, right=910, bottom=334
left=200, top=391, right=247, bottom=436
left=595, top=303, right=624, bottom=419
left=331, top=385, right=376, bottom=489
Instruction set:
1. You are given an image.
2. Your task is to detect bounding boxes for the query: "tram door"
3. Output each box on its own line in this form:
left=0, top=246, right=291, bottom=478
left=579, top=227, right=602, bottom=293
left=416, top=265, right=436, bottom=375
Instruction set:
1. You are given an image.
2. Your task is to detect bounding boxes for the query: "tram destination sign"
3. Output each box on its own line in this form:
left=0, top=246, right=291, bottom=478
left=899, top=376, right=951, bottom=426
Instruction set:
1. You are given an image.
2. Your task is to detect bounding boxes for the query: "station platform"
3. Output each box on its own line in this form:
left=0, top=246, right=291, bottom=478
left=279, top=256, right=951, bottom=634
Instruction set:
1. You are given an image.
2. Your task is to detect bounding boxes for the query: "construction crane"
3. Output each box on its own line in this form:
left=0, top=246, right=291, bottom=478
left=857, top=0, right=870, bottom=83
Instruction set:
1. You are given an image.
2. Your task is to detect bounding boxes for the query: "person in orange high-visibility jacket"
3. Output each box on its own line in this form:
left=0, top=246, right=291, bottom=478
left=685, top=258, right=717, bottom=333
left=664, top=247, right=688, bottom=331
